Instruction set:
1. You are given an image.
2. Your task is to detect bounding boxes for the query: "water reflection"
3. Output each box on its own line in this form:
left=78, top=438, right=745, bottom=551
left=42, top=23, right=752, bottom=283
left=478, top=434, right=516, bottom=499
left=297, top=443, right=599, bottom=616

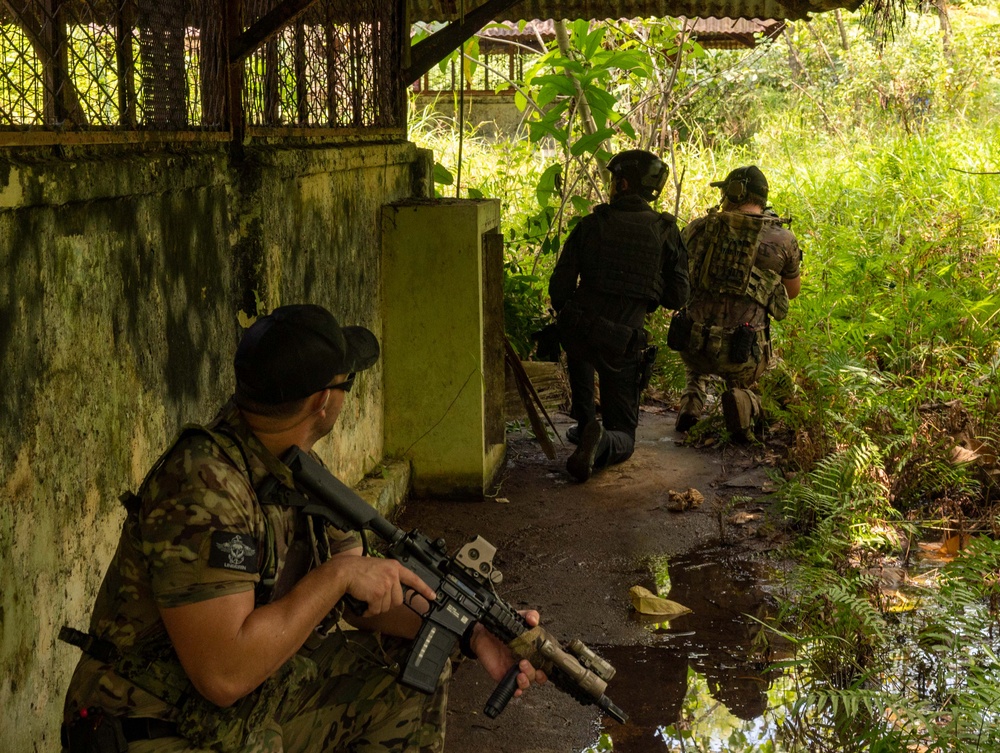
left=581, top=543, right=789, bottom=752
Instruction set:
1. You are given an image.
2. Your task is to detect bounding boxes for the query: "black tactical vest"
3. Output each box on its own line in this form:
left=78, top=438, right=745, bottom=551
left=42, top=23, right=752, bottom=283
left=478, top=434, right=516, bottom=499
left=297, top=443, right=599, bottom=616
left=585, top=204, right=665, bottom=303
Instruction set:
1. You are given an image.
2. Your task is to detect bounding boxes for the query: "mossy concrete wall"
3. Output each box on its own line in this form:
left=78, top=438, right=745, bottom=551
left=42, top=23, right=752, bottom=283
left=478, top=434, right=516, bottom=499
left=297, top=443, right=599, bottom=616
left=0, top=139, right=432, bottom=750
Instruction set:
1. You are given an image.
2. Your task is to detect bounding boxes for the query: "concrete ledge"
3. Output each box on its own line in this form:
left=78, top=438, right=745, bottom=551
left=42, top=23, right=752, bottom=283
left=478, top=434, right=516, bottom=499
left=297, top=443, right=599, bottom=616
left=354, top=458, right=411, bottom=519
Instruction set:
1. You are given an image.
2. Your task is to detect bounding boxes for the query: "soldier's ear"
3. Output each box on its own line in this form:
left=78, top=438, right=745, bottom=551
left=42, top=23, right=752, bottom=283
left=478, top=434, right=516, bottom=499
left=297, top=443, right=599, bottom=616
left=310, top=389, right=330, bottom=415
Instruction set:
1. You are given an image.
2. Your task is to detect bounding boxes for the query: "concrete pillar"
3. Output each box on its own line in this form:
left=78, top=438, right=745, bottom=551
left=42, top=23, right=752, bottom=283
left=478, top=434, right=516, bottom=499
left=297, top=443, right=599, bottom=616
left=381, top=198, right=505, bottom=496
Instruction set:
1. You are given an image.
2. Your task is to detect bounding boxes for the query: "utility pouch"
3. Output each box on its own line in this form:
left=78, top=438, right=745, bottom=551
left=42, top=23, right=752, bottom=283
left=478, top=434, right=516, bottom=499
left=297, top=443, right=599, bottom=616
left=729, top=323, right=756, bottom=364
left=62, top=708, right=128, bottom=753
left=589, top=316, right=635, bottom=359
left=666, top=310, right=693, bottom=351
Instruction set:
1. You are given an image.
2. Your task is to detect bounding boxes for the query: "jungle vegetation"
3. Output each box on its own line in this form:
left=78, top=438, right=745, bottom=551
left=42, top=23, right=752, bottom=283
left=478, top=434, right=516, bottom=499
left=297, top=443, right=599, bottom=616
left=411, top=5, right=1000, bottom=751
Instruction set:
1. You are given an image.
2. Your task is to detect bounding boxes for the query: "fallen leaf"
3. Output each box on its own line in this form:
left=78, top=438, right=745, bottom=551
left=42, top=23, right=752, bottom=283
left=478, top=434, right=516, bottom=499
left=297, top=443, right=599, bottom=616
left=494, top=497, right=510, bottom=504
left=949, top=445, right=980, bottom=465
left=727, top=511, right=759, bottom=526
left=629, top=585, right=692, bottom=617
left=665, top=488, right=705, bottom=512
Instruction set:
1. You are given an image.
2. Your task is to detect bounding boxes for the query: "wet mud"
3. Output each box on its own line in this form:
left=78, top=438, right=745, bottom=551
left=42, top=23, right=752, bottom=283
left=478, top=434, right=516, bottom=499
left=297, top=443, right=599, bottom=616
left=395, top=407, right=789, bottom=753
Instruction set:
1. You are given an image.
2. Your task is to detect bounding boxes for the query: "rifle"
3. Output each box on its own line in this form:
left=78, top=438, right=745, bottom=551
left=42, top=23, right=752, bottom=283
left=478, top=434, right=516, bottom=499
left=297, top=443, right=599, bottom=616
left=259, top=446, right=628, bottom=724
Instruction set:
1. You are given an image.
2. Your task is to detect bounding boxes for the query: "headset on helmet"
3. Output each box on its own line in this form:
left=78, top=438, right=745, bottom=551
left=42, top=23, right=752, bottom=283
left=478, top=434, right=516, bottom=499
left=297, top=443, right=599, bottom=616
left=607, top=149, right=668, bottom=201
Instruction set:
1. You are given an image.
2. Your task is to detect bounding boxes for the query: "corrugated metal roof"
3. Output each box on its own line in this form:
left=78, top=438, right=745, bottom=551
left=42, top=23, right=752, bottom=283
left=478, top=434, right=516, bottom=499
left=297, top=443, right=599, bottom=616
left=473, top=16, right=784, bottom=50
left=409, top=0, right=859, bottom=23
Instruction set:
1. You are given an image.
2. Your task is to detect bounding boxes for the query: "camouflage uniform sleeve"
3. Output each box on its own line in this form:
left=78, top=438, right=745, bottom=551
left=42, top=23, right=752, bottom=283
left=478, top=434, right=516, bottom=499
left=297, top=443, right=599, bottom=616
left=141, top=434, right=261, bottom=608
left=781, top=231, right=802, bottom=280
left=781, top=228, right=802, bottom=280
left=324, top=523, right=363, bottom=555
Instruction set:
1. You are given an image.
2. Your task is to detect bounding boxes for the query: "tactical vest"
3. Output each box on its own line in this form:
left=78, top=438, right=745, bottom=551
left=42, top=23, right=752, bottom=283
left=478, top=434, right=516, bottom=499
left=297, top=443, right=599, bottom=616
left=586, top=204, right=665, bottom=303
left=61, top=408, right=329, bottom=751
left=687, top=209, right=790, bottom=321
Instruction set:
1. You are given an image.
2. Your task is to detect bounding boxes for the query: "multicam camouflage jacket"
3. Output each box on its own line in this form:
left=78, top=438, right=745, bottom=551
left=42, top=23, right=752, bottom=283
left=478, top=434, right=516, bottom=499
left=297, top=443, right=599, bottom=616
left=682, top=208, right=802, bottom=331
left=62, top=399, right=360, bottom=747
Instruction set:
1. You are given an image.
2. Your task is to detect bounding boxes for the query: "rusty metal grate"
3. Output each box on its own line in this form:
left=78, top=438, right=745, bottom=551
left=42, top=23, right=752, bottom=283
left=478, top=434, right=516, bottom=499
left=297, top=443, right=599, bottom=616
left=0, top=0, right=402, bottom=137
left=0, top=0, right=226, bottom=131
left=242, top=0, right=402, bottom=129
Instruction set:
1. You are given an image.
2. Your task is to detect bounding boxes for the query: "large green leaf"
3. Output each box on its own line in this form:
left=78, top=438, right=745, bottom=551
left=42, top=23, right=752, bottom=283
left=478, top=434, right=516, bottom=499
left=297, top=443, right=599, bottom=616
left=432, top=163, right=454, bottom=185
left=570, top=127, right=616, bottom=156
left=536, top=163, right=563, bottom=207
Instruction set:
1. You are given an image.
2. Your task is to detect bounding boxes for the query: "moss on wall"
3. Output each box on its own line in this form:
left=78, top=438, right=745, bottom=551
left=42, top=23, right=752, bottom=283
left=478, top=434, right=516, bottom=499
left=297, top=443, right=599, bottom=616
left=0, top=138, right=427, bottom=751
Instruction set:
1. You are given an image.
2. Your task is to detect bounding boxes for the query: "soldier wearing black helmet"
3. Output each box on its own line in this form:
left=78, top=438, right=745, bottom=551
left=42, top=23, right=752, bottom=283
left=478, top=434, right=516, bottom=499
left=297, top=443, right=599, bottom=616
left=670, top=165, right=802, bottom=439
left=549, top=149, right=690, bottom=482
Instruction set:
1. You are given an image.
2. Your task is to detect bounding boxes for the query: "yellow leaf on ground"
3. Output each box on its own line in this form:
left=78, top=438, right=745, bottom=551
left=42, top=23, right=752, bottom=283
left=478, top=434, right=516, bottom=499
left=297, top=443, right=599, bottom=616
left=666, top=488, right=705, bottom=512
left=629, top=585, right=692, bottom=617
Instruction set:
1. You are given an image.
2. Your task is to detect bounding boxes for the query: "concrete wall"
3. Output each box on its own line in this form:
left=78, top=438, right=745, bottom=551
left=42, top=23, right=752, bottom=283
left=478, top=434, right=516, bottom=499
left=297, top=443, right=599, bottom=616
left=413, top=92, right=527, bottom=140
left=0, top=138, right=431, bottom=750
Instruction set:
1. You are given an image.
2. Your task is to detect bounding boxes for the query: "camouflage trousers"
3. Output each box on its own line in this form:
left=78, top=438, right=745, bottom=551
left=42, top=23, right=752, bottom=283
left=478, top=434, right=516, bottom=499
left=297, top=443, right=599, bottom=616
left=678, top=328, right=772, bottom=430
left=130, top=631, right=449, bottom=753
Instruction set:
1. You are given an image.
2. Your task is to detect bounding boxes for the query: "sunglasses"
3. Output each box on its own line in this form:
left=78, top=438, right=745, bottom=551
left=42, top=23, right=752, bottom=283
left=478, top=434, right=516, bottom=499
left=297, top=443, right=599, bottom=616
left=327, top=373, right=356, bottom=393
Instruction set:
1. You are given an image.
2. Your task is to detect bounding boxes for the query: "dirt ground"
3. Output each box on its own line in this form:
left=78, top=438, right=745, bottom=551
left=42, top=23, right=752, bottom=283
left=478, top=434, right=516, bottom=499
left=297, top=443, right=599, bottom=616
left=396, top=405, right=788, bottom=753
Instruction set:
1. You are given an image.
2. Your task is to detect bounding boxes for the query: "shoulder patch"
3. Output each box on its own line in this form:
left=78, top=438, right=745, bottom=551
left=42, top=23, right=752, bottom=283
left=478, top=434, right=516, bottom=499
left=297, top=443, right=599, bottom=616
left=209, top=531, right=259, bottom=573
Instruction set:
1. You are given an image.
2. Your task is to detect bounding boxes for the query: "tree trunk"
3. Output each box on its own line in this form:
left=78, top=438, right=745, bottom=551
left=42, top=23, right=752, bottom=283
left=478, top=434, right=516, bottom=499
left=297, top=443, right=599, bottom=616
left=554, top=19, right=607, bottom=172
left=934, top=0, right=954, bottom=60
left=835, top=9, right=850, bottom=51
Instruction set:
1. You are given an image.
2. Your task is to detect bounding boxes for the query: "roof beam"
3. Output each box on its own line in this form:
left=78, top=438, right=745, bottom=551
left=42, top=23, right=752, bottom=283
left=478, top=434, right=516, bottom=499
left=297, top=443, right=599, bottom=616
left=229, top=0, right=319, bottom=64
left=403, top=0, right=524, bottom=83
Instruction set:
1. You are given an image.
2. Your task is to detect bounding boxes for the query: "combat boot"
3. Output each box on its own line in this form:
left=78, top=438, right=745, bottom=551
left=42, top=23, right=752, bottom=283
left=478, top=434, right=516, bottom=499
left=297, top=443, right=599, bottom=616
left=567, top=421, right=605, bottom=482
left=721, top=388, right=760, bottom=438
left=675, top=394, right=703, bottom=433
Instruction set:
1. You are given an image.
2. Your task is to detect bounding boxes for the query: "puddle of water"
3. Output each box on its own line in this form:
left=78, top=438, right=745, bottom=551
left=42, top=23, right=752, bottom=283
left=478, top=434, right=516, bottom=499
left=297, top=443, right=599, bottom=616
left=579, top=543, right=790, bottom=752
left=579, top=542, right=1000, bottom=752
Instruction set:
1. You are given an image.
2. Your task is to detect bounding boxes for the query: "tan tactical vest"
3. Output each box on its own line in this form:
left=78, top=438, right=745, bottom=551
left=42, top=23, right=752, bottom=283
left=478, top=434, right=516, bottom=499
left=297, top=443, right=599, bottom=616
left=687, top=209, right=790, bottom=321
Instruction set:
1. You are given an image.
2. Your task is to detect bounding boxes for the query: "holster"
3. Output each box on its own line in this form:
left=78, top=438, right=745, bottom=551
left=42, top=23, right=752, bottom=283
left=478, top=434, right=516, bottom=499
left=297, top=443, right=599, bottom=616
left=638, top=345, right=659, bottom=392
left=62, top=708, right=128, bottom=753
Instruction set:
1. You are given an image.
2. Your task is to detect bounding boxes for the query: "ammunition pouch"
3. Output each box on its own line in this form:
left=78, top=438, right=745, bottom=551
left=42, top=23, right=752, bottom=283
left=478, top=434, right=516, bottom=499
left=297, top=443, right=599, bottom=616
left=531, top=322, right=562, bottom=362
left=728, top=323, right=756, bottom=365
left=686, top=322, right=767, bottom=366
left=666, top=310, right=693, bottom=351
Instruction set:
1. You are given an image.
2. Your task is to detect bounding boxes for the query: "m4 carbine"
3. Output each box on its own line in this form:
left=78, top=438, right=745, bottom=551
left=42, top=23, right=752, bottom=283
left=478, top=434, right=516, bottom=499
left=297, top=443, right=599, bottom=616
left=263, top=446, right=628, bottom=724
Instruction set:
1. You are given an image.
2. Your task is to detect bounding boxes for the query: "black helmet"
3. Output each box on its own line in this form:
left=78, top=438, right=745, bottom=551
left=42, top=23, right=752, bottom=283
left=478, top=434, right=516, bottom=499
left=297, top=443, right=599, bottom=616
left=607, top=149, right=668, bottom=201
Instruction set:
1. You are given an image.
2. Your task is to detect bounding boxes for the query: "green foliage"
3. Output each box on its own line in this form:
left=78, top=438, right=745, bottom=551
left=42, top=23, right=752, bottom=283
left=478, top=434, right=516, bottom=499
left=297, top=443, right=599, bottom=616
left=409, top=7, right=1000, bottom=751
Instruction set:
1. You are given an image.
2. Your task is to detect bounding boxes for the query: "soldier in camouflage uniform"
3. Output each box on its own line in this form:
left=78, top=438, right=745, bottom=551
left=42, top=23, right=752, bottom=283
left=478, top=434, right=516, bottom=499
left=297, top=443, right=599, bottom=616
left=549, top=150, right=689, bottom=483
left=61, top=304, right=545, bottom=752
left=672, top=166, right=802, bottom=438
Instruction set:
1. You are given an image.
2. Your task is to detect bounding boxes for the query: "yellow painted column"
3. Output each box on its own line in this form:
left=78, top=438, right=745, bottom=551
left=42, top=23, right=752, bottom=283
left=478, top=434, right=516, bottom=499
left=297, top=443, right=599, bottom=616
left=381, top=198, right=506, bottom=496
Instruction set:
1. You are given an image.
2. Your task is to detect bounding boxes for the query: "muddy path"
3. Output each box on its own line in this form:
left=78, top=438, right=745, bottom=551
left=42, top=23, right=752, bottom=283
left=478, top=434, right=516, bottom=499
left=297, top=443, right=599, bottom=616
left=396, top=407, right=788, bottom=753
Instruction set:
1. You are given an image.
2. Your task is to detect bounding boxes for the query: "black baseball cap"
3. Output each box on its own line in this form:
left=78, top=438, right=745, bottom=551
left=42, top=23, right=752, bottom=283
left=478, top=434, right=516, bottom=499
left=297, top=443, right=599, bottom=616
left=710, top=165, right=768, bottom=202
left=234, top=304, right=379, bottom=405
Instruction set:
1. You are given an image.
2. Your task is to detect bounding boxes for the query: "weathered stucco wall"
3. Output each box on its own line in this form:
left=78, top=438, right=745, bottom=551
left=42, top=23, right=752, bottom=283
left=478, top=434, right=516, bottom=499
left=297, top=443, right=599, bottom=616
left=0, top=138, right=430, bottom=750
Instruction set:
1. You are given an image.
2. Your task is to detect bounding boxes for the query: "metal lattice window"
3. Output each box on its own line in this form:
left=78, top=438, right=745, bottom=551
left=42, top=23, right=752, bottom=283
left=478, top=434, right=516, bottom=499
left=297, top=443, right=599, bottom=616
left=242, top=0, right=401, bottom=130
left=0, top=0, right=226, bottom=131
left=0, top=0, right=402, bottom=137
